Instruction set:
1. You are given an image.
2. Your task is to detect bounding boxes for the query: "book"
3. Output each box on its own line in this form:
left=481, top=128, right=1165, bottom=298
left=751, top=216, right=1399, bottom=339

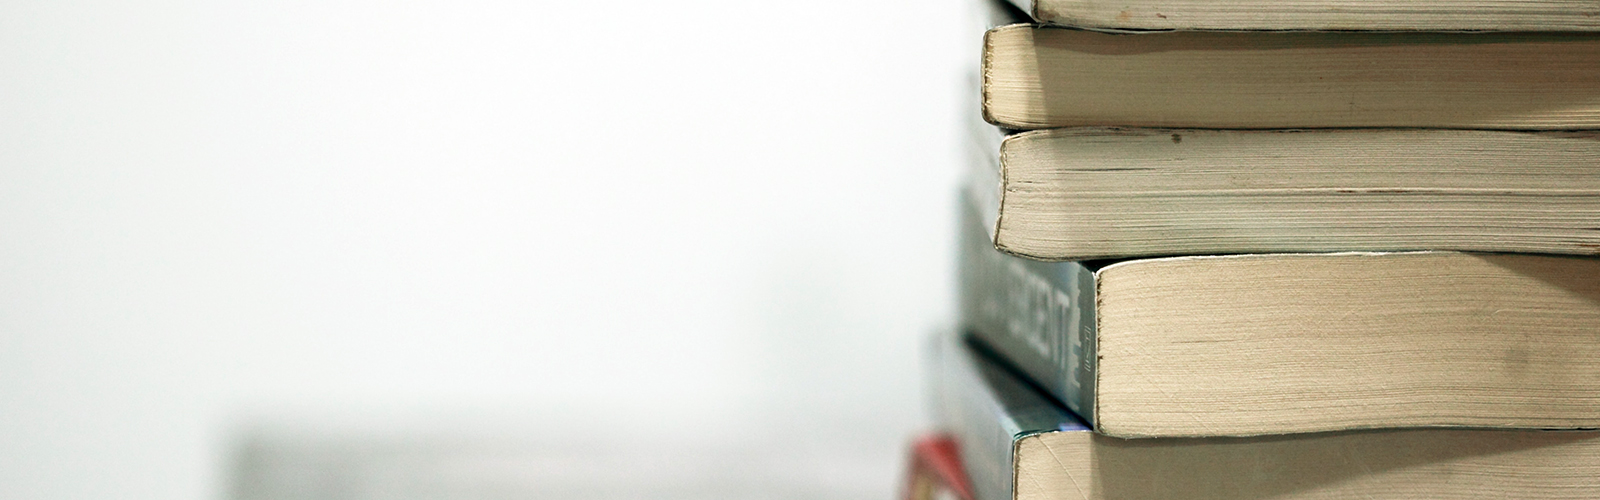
left=1004, top=0, right=1600, bottom=32
left=933, top=329, right=1600, bottom=500
left=981, top=25, right=1600, bottom=130
left=956, top=191, right=1600, bottom=438
left=901, top=433, right=975, bottom=500
left=978, top=127, right=1600, bottom=260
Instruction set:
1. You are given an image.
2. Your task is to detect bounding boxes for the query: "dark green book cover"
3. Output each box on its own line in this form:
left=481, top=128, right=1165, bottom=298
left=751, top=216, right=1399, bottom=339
left=957, top=190, right=1096, bottom=425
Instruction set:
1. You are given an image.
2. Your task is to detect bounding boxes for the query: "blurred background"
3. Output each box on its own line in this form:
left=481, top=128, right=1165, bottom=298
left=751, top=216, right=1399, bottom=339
left=0, top=0, right=967, bottom=498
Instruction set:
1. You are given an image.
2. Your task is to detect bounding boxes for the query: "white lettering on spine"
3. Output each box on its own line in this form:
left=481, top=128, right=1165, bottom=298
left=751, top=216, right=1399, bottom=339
left=1001, top=260, right=1075, bottom=368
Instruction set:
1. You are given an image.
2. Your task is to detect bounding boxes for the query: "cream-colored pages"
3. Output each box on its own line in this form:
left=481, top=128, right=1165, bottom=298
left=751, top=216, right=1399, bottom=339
left=992, top=128, right=1600, bottom=260
left=983, top=26, right=1600, bottom=130
left=1017, top=429, right=1600, bottom=500
left=1093, top=252, right=1600, bottom=437
left=1010, top=0, right=1600, bottom=31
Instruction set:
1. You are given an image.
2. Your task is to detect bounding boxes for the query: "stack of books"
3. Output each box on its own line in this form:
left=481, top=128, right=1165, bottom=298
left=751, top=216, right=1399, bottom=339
left=905, top=0, right=1600, bottom=498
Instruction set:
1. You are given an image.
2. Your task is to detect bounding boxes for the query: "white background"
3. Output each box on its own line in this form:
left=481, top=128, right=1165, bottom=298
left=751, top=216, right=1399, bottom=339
left=1, top=0, right=967, bottom=498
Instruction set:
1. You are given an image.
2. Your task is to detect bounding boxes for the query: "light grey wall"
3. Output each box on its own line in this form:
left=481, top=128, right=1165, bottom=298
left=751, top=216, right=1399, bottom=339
left=0, top=0, right=966, bottom=498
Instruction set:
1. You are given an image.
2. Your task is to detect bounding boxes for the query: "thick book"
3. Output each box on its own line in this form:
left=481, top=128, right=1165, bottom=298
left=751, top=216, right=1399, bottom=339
left=933, top=330, right=1600, bottom=500
left=980, top=127, right=1600, bottom=260
left=1004, top=0, right=1600, bottom=31
left=981, top=25, right=1600, bottom=130
left=956, top=192, right=1600, bottom=438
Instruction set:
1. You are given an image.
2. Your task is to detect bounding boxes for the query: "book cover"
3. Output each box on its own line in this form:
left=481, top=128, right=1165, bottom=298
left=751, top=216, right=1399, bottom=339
left=901, top=433, right=976, bottom=500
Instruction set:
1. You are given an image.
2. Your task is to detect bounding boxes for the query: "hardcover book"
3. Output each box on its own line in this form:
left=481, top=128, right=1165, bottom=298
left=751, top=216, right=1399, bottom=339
left=934, top=330, right=1600, bottom=500
left=957, top=191, right=1600, bottom=438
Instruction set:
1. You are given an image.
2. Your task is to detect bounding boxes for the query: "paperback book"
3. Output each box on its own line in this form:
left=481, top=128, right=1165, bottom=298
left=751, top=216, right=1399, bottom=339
left=957, top=190, right=1600, bottom=438
left=980, top=126, right=1600, bottom=260
left=981, top=24, right=1600, bottom=130
left=1004, top=0, right=1600, bottom=31
left=934, top=329, right=1600, bottom=499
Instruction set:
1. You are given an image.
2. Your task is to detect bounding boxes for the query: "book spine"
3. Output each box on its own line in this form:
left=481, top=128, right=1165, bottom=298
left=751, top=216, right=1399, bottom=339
left=957, top=190, right=1097, bottom=424
left=935, top=331, right=1090, bottom=500
left=934, top=332, right=1021, bottom=500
